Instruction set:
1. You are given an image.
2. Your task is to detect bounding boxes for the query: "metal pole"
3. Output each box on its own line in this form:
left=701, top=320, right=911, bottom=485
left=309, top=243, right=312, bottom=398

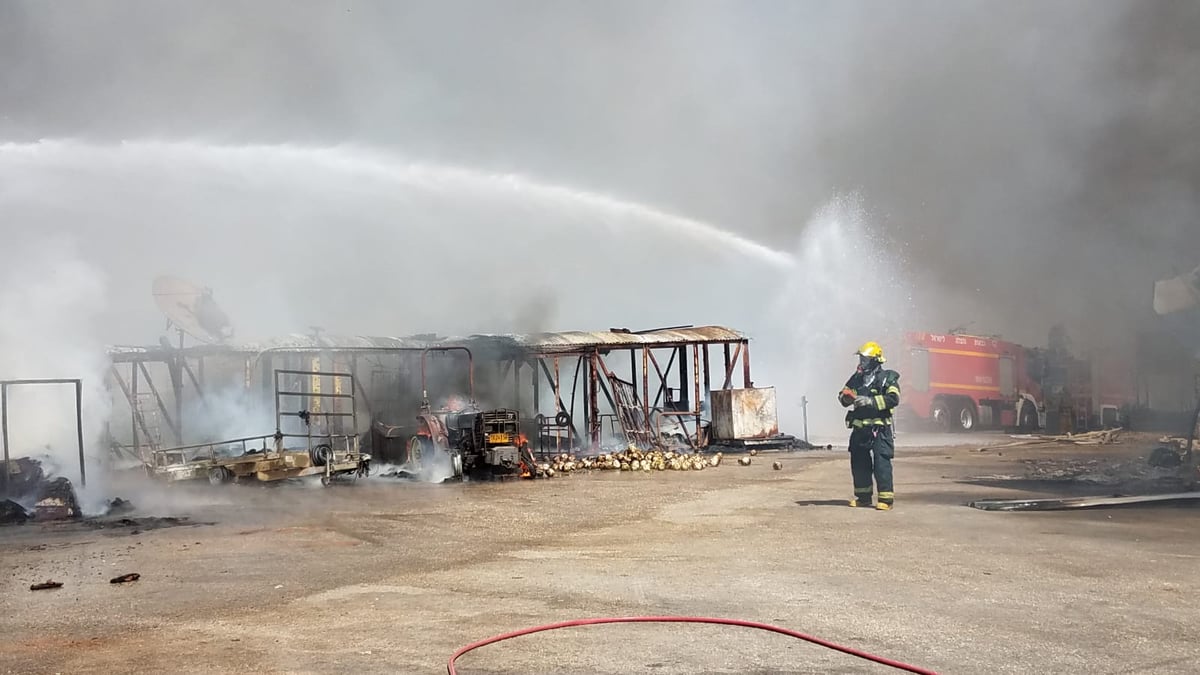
left=723, top=343, right=731, bottom=386
left=693, top=344, right=702, bottom=446
left=130, top=363, right=140, bottom=459
left=75, top=380, right=86, bottom=487
left=801, top=396, right=809, bottom=444
left=1, top=383, right=8, bottom=496
left=743, top=340, right=752, bottom=388
left=642, top=346, right=650, bottom=430
left=678, top=346, right=687, bottom=407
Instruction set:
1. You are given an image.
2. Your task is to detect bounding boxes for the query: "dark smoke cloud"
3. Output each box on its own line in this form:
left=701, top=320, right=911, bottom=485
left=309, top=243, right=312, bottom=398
left=2, top=1, right=1198, bottom=353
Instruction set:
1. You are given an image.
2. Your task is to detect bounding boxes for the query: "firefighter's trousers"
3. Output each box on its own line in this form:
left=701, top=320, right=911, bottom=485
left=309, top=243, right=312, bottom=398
left=848, top=425, right=894, bottom=504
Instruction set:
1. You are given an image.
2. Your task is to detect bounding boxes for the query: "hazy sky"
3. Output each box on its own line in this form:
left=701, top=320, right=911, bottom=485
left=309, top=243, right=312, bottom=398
left=2, top=0, right=1198, bottom=347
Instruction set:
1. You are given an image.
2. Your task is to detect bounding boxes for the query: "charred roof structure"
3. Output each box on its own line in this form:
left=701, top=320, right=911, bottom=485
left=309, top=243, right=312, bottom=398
left=105, top=325, right=778, bottom=463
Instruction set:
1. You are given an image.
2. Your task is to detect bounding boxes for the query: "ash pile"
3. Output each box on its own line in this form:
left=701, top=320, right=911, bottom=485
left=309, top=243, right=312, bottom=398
left=2, top=457, right=86, bottom=524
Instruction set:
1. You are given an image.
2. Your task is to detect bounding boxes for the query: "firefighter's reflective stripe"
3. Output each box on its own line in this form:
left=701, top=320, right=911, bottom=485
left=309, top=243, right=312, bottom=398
left=885, top=385, right=900, bottom=395
left=874, top=395, right=887, bottom=409
left=878, top=491, right=895, bottom=501
left=849, top=418, right=891, bottom=428
left=854, top=487, right=874, bottom=495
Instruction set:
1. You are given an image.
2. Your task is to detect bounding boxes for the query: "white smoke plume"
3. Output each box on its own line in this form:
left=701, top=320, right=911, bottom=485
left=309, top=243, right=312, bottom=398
left=0, top=235, right=112, bottom=512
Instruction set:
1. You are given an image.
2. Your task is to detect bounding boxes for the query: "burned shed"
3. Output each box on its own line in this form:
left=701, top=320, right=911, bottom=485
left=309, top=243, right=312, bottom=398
left=104, top=325, right=785, bottom=464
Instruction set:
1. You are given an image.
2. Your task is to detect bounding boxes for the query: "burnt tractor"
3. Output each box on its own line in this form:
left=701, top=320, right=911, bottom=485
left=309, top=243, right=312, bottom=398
left=401, top=347, right=538, bottom=480
left=408, top=407, right=536, bottom=480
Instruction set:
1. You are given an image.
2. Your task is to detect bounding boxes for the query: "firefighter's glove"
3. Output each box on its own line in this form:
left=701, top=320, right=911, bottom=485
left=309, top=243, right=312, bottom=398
left=853, top=395, right=875, bottom=409
left=840, top=387, right=855, bottom=398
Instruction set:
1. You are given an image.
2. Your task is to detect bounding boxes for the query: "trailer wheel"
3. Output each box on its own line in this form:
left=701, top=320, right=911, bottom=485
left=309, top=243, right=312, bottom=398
left=309, top=444, right=333, bottom=467
left=207, top=467, right=233, bottom=485
left=954, top=402, right=977, bottom=432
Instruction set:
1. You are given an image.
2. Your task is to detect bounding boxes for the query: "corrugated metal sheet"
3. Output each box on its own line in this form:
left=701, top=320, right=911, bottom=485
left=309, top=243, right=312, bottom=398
left=107, top=326, right=746, bottom=358
left=471, top=325, right=747, bottom=353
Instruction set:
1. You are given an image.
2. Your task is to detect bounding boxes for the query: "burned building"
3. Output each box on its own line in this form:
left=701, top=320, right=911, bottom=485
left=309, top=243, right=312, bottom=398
left=105, top=325, right=789, bottom=465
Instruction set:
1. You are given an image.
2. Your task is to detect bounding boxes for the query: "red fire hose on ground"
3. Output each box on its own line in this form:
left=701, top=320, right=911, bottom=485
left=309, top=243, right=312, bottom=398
left=447, top=615, right=939, bottom=674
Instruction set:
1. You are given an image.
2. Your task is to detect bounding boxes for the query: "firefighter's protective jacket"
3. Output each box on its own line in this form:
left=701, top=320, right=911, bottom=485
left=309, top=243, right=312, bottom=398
left=838, top=369, right=901, bottom=428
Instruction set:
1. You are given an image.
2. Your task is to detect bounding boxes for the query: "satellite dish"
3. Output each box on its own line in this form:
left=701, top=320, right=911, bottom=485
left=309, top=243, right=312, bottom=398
left=152, top=276, right=235, bottom=345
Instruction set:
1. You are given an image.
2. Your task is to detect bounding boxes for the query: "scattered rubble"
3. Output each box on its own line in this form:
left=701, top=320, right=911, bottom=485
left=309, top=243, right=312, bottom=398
left=772, top=461, right=783, bottom=470
left=2, top=457, right=46, bottom=497
left=33, top=477, right=82, bottom=520
left=30, top=581, right=63, bottom=591
left=105, top=497, right=135, bottom=515
left=1148, top=446, right=1184, bottom=468
left=0, top=499, right=29, bottom=524
left=978, top=428, right=1124, bottom=452
left=110, top=573, right=141, bottom=584
left=965, top=454, right=1186, bottom=490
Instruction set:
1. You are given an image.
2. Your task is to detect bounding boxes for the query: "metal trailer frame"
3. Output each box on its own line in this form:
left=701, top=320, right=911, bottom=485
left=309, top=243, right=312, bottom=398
left=1, top=378, right=87, bottom=494
left=145, top=369, right=369, bottom=486
left=105, top=326, right=757, bottom=457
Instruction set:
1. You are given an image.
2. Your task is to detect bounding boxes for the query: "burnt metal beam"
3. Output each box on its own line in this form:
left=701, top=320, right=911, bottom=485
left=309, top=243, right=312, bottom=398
left=723, top=343, right=743, bottom=389
left=650, top=348, right=678, bottom=409
left=743, top=340, right=752, bottom=387
left=137, top=361, right=180, bottom=443
left=109, top=365, right=155, bottom=459
left=723, top=344, right=732, bottom=387
left=588, top=353, right=601, bottom=447
left=693, top=343, right=703, bottom=446
left=537, top=358, right=581, bottom=442
left=1, top=384, right=7, bottom=496
left=1, top=379, right=87, bottom=489
left=181, top=358, right=209, bottom=410
left=678, top=345, right=687, bottom=407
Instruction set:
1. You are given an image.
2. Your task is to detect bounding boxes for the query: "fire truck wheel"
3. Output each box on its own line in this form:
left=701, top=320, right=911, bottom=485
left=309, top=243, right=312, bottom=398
left=207, top=467, right=233, bottom=485
left=1018, top=399, right=1039, bottom=431
left=931, top=399, right=952, bottom=432
left=954, top=402, right=977, bottom=432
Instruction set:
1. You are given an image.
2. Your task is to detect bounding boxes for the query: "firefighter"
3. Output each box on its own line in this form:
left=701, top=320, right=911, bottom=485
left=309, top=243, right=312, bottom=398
left=838, top=341, right=902, bottom=510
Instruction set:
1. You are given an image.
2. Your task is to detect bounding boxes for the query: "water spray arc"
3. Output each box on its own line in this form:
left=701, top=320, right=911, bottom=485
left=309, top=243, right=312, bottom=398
left=0, top=139, right=797, bottom=270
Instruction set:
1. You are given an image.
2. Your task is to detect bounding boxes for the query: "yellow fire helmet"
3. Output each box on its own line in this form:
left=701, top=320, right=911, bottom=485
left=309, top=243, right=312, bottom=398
left=855, top=341, right=886, bottom=362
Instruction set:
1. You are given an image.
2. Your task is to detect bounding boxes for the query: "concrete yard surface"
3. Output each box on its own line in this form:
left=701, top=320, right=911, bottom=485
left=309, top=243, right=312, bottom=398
left=2, top=439, right=1199, bottom=674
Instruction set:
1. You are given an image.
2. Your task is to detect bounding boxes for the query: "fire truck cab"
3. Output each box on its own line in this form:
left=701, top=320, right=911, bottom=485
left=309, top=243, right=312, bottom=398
left=895, top=332, right=1044, bottom=432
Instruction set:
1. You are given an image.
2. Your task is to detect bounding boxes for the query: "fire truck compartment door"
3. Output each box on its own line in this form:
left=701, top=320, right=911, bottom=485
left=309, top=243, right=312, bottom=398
left=909, top=348, right=929, bottom=392
left=998, top=356, right=1015, bottom=397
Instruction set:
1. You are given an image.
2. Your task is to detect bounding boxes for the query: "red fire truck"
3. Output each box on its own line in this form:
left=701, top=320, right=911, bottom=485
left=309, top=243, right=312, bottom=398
left=894, top=332, right=1042, bottom=432
left=894, top=331, right=1133, bottom=433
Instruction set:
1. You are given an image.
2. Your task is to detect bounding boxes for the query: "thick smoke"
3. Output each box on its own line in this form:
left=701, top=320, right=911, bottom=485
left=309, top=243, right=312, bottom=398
left=0, top=237, right=112, bottom=511
left=1, top=1, right=1198, bottom=449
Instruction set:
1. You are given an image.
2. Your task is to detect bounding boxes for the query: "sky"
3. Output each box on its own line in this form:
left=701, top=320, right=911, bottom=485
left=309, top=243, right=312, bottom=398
left=1, top=0, right=1198, bottom=440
